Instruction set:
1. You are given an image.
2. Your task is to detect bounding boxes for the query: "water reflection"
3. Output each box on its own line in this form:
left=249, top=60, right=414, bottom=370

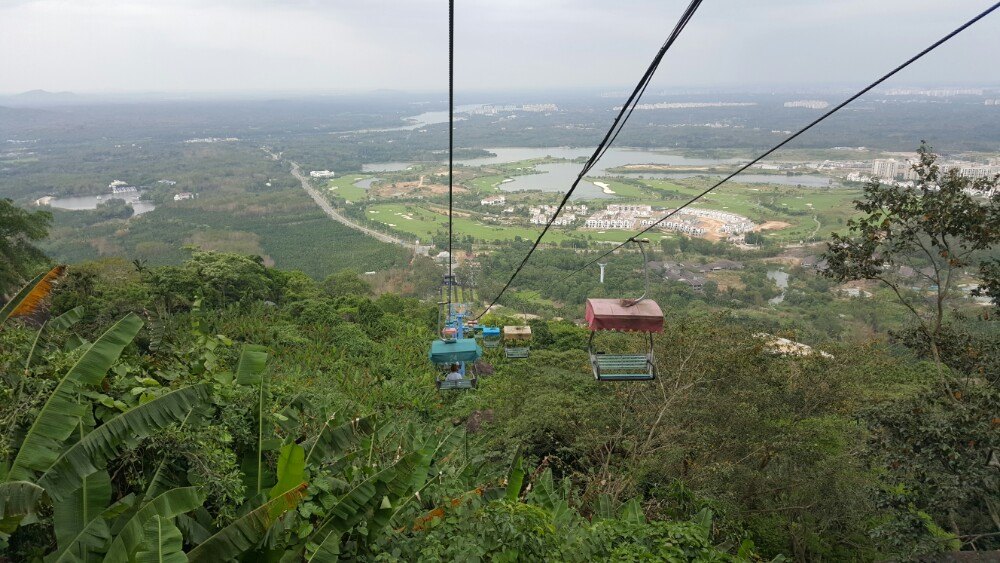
left=48, top=193, right=156, bottom=216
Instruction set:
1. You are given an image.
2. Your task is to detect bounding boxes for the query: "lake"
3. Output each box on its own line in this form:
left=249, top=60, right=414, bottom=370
left=353, top=178, right=380, bottom=189
left=499, top=163, right=607, bottom=199
left=360, top=146, right=836, bottom=196
left=459, top=147, right=740, bottom=175
left=48, top=192, right=156, bottom=215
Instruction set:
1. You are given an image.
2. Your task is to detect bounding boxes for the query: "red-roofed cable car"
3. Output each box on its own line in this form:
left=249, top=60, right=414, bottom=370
left=586, top=238, right=663, bottom=381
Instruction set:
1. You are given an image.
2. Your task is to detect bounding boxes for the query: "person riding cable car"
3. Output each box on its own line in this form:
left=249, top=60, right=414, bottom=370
left=429, top=299, right=482, bottom=390
left=585, top=238, right=663, bottom=381
left=429, top=329, right=482, bottom=390
left=503, top=325, right=532, bottom=359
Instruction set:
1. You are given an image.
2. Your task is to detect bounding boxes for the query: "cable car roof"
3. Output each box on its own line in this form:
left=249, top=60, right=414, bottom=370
left=429, top=338, right=483, bottom=364
left=585, top=298, right=663, bottom=333
left=482, top=326, right=501, bottom=336
left=503, top=326, right=532, bottom=340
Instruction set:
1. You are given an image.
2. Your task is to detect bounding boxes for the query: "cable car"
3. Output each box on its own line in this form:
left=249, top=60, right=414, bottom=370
left=429, top=335, right=482, bottom=390
left=503, top=325, right=531, bottom=359
left=481, top=326, right=501, bottom=349
left=429, top=293, right=482, bottom=390
left=586, top=238, right=663, bottom=381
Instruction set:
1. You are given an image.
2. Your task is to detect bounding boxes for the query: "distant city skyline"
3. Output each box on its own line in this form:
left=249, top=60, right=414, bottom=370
left=1, top=0, right=998, bottom=95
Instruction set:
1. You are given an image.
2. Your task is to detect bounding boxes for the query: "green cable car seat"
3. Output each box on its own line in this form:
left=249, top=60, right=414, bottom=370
left=503, top=325, right=531, bottom=359
left=586, top=298, right=662, bottom=382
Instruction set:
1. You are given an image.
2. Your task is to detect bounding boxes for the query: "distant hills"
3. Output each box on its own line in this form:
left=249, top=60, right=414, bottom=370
left=1, top=89, right=81, bottom=106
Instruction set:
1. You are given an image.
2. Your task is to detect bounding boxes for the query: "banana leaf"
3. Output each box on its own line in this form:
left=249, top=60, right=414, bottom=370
left=186, top=482, right=307, bottom=563
left=38, top=384, right=209, bottom=502
left=307, top=452, right=421, bottom=561
left=304, top=415, right=375, bottom=465
left=7, top=314, right=143, bottom=481
left=103, top=487, right=203, bottom=562
left=135, top=516, right=186, bottom=563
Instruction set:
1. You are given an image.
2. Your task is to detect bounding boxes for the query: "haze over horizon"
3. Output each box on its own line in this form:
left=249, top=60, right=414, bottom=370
left=1, top=0, right=999, bottom=96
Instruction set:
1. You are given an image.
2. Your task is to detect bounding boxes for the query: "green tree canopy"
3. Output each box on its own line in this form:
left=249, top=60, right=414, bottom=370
left=0, top=199, right=52, bottom=296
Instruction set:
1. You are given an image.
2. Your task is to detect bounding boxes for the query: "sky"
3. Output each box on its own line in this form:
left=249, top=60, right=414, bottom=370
left=0, top=0, right=998, bottom=95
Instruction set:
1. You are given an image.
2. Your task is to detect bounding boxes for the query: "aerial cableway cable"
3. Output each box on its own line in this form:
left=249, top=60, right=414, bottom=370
left=474, top=0, right=704, bottom=320
left=560, top=0, right=1000, bottom=283
left=447, top=0, right=455, bottom=309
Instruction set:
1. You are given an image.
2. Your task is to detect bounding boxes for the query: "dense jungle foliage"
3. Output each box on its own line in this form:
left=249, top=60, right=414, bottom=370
left=0, top=247, right=997, bottom=561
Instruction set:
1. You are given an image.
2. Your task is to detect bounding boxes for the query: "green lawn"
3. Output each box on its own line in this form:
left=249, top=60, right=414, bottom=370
left=366, top=203, right=578, bottom=243
left=585, top=178, right=650, bottom=199
left=326, top=176, right=371, bottom=203
left=636, top=178, right=862, bottom=242
left=467, top=174, right=506, bottom=193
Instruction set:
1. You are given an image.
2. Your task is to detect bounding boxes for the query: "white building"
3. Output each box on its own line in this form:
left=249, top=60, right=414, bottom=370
left=173, top=192, right=194, bottom=201
left=532, top=213, right=576, bottom=226
left=784, top=100, right=829, bottom=109
left=606, top=204, right=652, bottom=213
left=958, top=165, right=1000, bottom=180
left=585, top=217, right=636, bottom=229
left=872, top=159, right=898, bottom=179
left=310, top=170, right=336, bottom=178
left=481, top=195, right=506, bottom=206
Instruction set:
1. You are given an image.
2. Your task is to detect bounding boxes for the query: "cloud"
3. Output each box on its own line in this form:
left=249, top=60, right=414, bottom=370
left=0, top=0, right=997, bottom=93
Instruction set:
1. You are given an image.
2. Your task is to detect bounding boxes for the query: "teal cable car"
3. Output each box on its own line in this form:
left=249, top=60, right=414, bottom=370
left=429, top=336, right=482, bottom=390
left=430, top=289, right=482, bottom=390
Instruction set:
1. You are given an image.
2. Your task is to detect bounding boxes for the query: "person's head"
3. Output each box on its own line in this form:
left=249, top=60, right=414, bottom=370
left=450, top=363, right=460, bottom=372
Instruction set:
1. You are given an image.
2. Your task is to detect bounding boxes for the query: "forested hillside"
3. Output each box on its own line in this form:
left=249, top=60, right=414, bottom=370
left=1, top=246, right=997, bottom=560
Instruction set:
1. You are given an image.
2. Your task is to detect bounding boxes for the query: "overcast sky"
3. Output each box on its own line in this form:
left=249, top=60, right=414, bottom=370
left=1, top=0, right=998, bottom=95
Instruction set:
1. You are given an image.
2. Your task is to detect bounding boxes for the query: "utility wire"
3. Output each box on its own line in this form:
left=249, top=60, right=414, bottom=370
left=562, top=0, right=1000, bottom=283
left=447, top=0, right=455, bottom=309
left=474, top=0, right=704, bottom=320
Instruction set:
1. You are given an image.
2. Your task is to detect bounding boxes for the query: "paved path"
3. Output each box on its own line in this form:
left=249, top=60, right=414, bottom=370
left=288, top=160, right=430, bottom=253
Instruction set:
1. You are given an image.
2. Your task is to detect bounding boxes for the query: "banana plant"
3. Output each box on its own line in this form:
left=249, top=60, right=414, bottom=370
left=187, top=482, right=309, bottom=562
left=0, top=313, right=211, bottom=562
left=5, top=313, right=143, bottom=483
left=0, top=265, right=66, bottom=326
left=23, top=305, right=85, bottom=372
left=234, top=343, right=274, bottom=496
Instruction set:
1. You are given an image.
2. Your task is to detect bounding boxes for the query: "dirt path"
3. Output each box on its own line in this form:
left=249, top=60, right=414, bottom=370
left=810, top=215, right=822, bottom=238
left=287, top=160, right=429, bottom=253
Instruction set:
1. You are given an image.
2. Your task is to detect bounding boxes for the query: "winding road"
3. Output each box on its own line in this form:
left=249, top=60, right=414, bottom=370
left=287, top=160, right=430, bottom=254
